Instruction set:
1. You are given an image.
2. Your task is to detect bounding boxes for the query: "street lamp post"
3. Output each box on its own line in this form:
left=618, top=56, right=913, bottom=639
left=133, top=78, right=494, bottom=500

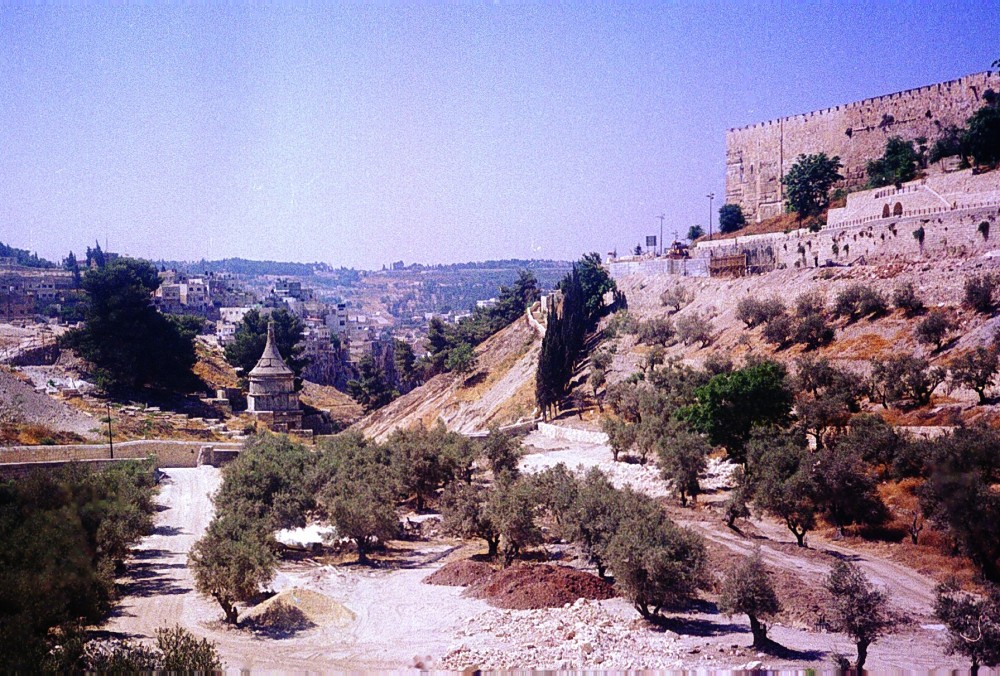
left=658, top=214, right=665, bottom=256
left=106, top=402, right=114, bottom=459
left=707, top=193, right=715, bottom=241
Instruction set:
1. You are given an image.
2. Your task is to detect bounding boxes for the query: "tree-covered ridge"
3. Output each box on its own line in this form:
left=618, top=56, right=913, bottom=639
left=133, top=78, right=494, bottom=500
left=384, top=258, right=572, bottom=273
left=155, top=258, right=329, bottom=277
left=0, top=241, right=56, bottom=268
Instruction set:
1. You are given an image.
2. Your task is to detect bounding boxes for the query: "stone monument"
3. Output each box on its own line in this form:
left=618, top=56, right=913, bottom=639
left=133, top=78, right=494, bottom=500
left=246, top=321, right=302, bottom=432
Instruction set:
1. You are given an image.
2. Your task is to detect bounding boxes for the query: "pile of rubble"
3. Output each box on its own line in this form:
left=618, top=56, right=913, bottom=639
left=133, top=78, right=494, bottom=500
left=439, top=598, right=689, bottom=671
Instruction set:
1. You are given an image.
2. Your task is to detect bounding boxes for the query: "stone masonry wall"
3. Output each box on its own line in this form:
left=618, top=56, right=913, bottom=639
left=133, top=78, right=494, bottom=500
left=0, top=439, right=241, bottom=468
left=726, top=72, right=1000, bottom=222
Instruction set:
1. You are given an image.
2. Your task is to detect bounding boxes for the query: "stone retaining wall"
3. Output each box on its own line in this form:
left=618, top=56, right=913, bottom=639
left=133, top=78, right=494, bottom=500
left=0, top=440, right=241, bottom=469
left=536, top=422, right=609, bottom=445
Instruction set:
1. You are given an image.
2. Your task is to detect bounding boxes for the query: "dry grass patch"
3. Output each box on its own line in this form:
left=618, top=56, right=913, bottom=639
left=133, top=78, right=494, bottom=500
left=0, top=423, right=86, bottom=446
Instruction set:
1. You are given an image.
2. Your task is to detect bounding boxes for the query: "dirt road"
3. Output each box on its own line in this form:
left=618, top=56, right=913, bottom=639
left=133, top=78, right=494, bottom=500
left=104, top=466, right=491, bottom=671
left=104, top=438, right=965, bottom=671
left=104, top=467, right=221, bottom=639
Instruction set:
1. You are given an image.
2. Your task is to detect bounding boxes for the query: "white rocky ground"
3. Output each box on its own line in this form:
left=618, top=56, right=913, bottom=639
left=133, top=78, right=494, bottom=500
left=102, top=432, right=968, bottom=672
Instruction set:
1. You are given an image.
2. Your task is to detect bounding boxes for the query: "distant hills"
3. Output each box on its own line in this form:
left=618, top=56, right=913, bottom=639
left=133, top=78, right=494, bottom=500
left=153, top=256, right=574, bottom=279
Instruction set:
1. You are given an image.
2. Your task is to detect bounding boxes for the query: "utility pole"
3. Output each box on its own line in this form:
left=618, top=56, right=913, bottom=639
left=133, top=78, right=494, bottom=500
left=106, top=402, right=114, bottom=459
left=658, top=214, right=665, bottom=256
left=707, top=193, right=715, bottom=241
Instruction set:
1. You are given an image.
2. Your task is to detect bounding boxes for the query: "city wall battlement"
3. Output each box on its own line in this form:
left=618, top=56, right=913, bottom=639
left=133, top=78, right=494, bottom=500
left=726, top=72, right=1000, bottom=222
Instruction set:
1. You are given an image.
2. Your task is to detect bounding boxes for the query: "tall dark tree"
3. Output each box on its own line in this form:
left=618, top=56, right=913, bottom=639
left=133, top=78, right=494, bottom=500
left=576, top=253, right=616, bottom=324
left=62, top=257, right=198, bottom=393
left=85, top=242, right=106, bottom=269
left=64, top=251, right=81, bottom=288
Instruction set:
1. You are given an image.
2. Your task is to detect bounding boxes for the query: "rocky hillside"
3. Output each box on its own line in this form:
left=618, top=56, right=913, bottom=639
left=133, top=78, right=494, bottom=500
left=603, top=254, right=1000, bottom=425
left=355, top=315, right=541, bottom=440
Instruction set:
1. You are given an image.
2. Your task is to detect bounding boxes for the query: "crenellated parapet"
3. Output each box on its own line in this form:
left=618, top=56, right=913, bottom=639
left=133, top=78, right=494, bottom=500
left=726, top=72, right=1000, bottom=223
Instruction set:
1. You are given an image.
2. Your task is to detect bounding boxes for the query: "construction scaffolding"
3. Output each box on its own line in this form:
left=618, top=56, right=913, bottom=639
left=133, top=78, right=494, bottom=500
left=708, top=253, right=748, bottom=278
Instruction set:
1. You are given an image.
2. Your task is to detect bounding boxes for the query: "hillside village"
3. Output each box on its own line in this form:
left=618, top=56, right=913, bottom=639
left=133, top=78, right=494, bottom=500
left=3, top=63, right=1000, bottom=672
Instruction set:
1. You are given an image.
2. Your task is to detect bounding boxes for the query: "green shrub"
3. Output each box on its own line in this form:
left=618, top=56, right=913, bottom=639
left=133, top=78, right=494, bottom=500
left=965, top=274, right=996, bottom=314
left=892, top=282, right=925, bottom=316
left=833, top=284, right=888, bottom=322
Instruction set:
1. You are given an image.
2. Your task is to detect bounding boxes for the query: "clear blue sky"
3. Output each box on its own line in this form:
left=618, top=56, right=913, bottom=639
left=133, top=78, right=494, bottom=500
left=1, top=2, right=997, bottom=269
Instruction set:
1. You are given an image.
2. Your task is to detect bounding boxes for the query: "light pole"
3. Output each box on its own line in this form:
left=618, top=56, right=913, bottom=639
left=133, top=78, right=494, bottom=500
left=106, top=402, right=114, bottom=459
left=707, top=193, right=715, bottom=241
left=658, top=214, right=665, bottom=256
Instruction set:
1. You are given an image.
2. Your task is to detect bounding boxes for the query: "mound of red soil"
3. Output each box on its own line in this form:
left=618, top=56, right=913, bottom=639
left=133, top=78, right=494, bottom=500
left=467, top=563, right=616, bottom=609
left=423, top=559, right=495, bottom=586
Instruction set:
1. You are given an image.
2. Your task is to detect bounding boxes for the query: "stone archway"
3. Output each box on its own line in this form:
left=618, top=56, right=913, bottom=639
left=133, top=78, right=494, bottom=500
left=882, top=204, right=891, bottom=218
left=893, top=202, right=903, bottom=216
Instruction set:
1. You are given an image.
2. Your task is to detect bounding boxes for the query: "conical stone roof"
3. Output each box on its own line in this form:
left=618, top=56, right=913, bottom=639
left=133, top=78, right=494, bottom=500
left=249, top=321, right=294, bottom=377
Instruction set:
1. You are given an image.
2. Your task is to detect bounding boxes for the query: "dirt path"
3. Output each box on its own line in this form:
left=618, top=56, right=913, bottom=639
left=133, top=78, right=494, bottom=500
left=104, top=439, right=963, bottom=671
left=104, top=466, right=491, bottom=671
left=518, top=429, right=961, bottom=671
left=104, top=466, right=221, bottom=639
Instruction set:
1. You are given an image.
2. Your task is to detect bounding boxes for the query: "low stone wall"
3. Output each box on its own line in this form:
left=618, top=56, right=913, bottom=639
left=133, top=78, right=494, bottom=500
left=0, top=457, right=143, bottom=480
left=0, top=440, right=241, bottom=469
left=536, top=422, right=609, bottom=445
left=609, top=257, right=709, bottom=280
left=690, top=202, right=1000, bottom=272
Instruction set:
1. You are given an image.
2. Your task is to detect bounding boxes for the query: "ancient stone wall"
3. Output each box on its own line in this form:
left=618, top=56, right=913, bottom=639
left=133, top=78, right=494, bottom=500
left=726, top=72, right=1000, bottom=222
left=0, top=439, right=241, bottom=468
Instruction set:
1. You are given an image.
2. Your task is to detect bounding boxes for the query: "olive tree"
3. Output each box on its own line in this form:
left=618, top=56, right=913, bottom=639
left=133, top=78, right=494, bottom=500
left=718, top=549, right=782, bottom=648
left=656, top=424, right=711, bottom=507
left=825, top=561, right=895, bottom=672
left=934, top=582, right=1000, bottom=676
left=485, top=474, right=542, bottom=566
left=949, top=346, right=999, bottom=404
left=562, top=468, right=622, bottom=579
left=189, top=512, right=277, bottom=624
left=320, top=459, right=398, bottom=564
left=440, top=480, right=500, bottom=557
left=605, top=494, right=707, bottom=620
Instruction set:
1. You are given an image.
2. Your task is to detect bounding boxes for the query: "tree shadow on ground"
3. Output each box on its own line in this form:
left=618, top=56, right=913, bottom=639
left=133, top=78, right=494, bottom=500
left=653, top=615, right=748, bottom=637
left=115, top=561, right=190, bottom=599
left=245, top=618, right=316, bottom=640
left=820, top=548, right=863, bottom=563
left=129, top=547, right=173, bottom=560
left=461, top=372, right=487, bottom=388
left=151, top=524, right=184, bottom=537
left=754, top=637, right=827, bottom=662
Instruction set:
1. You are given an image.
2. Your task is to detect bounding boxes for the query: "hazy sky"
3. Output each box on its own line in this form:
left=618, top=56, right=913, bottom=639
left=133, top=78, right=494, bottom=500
left=1, top=2, right=997, bottom=269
